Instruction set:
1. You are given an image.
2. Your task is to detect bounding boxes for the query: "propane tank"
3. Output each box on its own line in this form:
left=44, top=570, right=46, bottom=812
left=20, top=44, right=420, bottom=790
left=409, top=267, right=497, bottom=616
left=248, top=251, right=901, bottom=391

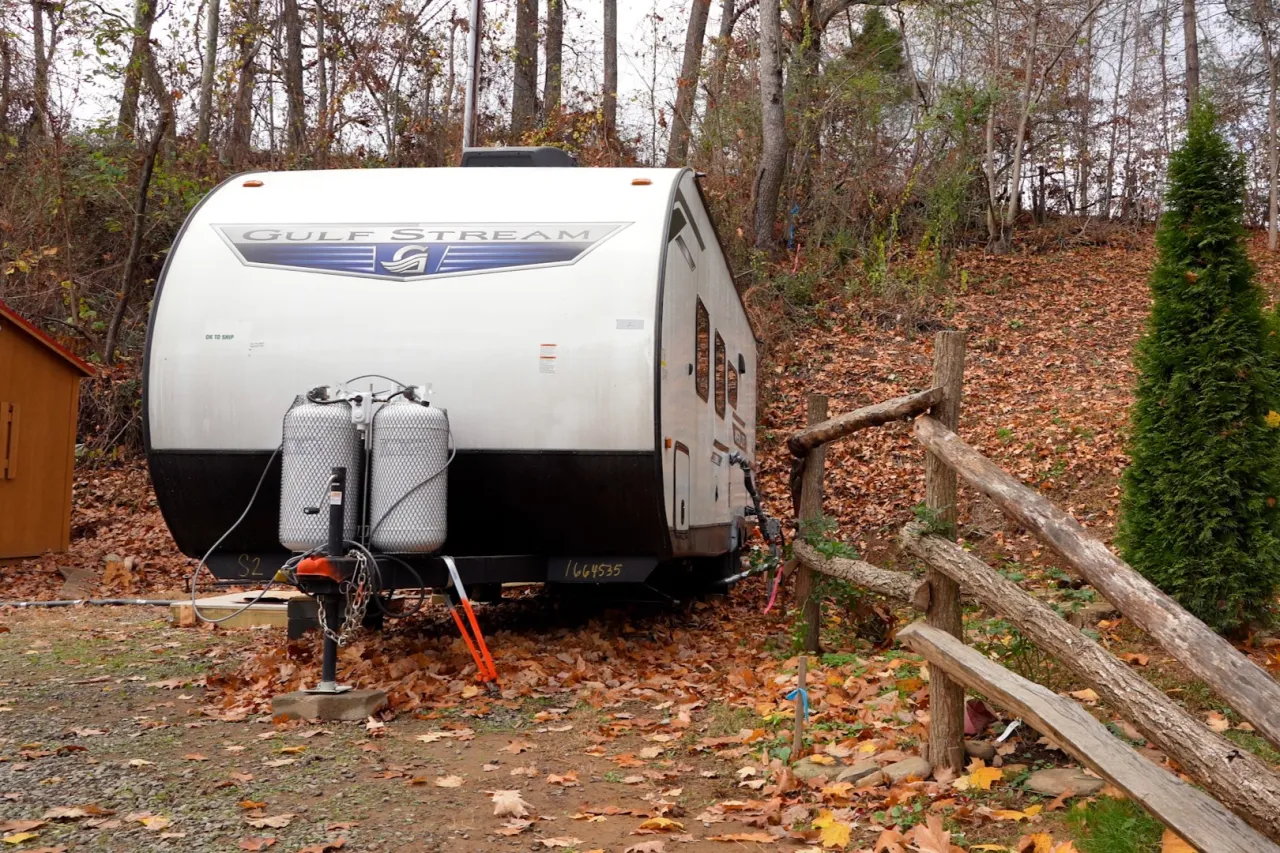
left=369, top=396, right=449, bottom=553
left=279, top=393, right=364, bottom=552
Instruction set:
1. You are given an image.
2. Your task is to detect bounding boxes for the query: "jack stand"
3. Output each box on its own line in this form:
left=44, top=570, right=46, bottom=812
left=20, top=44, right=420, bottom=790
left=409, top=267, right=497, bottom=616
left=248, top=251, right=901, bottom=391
left=306, top=593, right=351, bottom=695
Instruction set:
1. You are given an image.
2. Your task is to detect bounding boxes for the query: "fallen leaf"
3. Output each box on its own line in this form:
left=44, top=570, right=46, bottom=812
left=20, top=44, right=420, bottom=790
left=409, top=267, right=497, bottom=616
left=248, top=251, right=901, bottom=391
left=238, top=800, right=267, bottom=810
left=1119, top=653, right=1149, bottom=666
left=502, top=739, right=536, bottom=754
left=182, top=753, right=208, bottom=761
left=127, top=758, right=154, bottom=767
left=0, top=823, right=43, bottom=835
left=623, top=842, right=665, bottom=853
left=706, top=832, right=775, bottom=842
left=2, top=833, right=39, bottom=845
left=1068, top=689, right=1099, bottom=705
left=1161, top=830, right=1195, bottom=853
left=297, top=841, right=345, bottom=853
left=812, top=811, right=852, bottom=849
left=237, top=838, right=277, bottom=851
left=434, top=775, right=464, bottom=788
left=635, top=817, right=684, bottom=833
left=1205, top=711, right=1231, bottom=733
left=277, top=745, right=306, bottom=755
left=539, top=838, right=583, bottom=848
left=244, top=814, right=295, bottom=829
left=1016, top=834, right=1054, bottom=853
left=496, top=819, right=533, bottom=836
left=546, top=772, right=579, bottom=787
left=953, top=760, right=1003, bottom=792
left=491, top=790, right=531, bottom=818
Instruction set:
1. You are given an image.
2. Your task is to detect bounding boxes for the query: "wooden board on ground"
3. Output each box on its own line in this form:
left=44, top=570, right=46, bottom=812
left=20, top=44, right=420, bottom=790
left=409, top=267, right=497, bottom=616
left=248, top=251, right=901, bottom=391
left=897, top=621, right=1280, bottom=853
left=172, top=589, right=311, bottom=629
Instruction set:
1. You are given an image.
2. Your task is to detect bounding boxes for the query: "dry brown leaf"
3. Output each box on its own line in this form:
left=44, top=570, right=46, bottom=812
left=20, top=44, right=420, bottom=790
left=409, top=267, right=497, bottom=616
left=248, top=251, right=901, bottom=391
left=237, top=837, right=277, bottom=851
left=434, top=775, right=464, bottom=788
left=491, top=790, right=531, bottom=818
left=297, top=840, right=345, bottom=853
left=635, top=817, right=684, bottom=833
left=496, top=819, right=534, bottom=836
left=1160, top=830, right=1195, bottom=853
left=546, top=772, right=579, bottom=787
left=623, top=842, right=666, bottom=853
left=538, top=838, right=583, bottom=848
left=706, top=832, right=775, bottom=842
left=501, top=739, right=536, bottom=754
left=243, top=814, right=295, bottom=829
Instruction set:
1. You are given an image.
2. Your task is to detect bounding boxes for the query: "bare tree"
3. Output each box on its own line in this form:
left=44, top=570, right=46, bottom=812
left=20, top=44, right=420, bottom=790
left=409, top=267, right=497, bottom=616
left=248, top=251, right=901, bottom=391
left=1183, top=0, right=1199, bottom=105
left=117, top=0, right=159, bottom=139
left=603, top=0, right=617, bottom=140
left=544, top=0, right=563, bottom=116
left=1103, top=0, right=1131, bottom=219
left=1075, top=17, right=1094, bottom=214
left=706, top=0, right=737, bottom=106
left=0, top=30, right=11, bottom=134
left=282, top=0, right=307, bottom=154
left=316, top=0, right=329, bottom=162
left=755, top=0, right=786, bottom=248
left=196, top=0, right=220, bottom=147
left=31, top=0, right=49, bottom=137
left=512, top=0, right=538, bottom=137
left=666, top=0, right=711, bottom=165
left=230, top=0, right=263, bottom=162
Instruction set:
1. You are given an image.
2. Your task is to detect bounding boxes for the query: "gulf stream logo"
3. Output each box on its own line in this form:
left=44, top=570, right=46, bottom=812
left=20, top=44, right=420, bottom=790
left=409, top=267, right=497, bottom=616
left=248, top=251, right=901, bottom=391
left=213, top=223, right=631, bottom=280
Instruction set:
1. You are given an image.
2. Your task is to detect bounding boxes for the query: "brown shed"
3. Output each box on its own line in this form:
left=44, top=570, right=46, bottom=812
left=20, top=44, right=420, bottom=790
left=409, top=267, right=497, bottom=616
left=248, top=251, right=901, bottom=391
left=0, top=301, right=93, bottom=558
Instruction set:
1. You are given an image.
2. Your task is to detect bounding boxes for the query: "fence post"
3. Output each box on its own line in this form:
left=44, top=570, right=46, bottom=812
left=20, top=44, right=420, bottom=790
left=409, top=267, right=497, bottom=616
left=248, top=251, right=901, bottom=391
left=795, top=393, right=828, bottom=653
left=925, top=330, right=966, bottom=774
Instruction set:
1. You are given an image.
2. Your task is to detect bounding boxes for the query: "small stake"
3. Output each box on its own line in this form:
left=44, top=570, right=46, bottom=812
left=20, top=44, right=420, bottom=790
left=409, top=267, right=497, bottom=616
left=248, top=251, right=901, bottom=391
left=791, top=655, right=808, bottom=763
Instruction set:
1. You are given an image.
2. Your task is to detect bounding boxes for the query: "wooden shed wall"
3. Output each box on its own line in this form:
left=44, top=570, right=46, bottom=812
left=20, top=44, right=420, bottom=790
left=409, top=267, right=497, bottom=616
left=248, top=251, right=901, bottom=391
left=0, top=330, right=81, bottom=557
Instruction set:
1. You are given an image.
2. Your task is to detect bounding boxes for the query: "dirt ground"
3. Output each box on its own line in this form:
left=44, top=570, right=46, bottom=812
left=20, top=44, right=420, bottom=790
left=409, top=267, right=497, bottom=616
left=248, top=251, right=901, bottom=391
left=0, top=591, right=1099, bottom=853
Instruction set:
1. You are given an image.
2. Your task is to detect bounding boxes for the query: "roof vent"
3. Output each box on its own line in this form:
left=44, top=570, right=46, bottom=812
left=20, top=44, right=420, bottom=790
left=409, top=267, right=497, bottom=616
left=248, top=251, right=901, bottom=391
left=461, top=147, right=577, bottom=168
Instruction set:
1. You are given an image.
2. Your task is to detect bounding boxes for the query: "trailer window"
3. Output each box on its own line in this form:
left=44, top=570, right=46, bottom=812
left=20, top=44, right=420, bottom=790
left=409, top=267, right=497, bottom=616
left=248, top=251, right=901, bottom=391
left=727, top=363, right=738, bottom=410
left=715, top=332, right=726, bottom=418
left=695, top=299, right=710, bottom=402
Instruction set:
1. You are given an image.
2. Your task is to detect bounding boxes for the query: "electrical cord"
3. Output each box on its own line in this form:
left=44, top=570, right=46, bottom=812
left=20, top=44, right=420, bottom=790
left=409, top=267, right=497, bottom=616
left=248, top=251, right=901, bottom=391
left=188, top=446, right=285, bottom=624
left=372, top=553, right=429, bottom=618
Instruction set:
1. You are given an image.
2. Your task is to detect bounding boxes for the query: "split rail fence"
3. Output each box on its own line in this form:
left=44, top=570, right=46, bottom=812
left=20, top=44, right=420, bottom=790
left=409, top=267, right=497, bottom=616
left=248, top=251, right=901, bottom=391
left=785, top=330, right=1280, bottom=852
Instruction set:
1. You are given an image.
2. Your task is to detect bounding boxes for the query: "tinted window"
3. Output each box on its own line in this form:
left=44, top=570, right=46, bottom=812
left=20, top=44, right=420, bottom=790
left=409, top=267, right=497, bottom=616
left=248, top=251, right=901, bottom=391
left=695, top=298, right=709, bottom=402
left=715, top=332, right=726, bottom=418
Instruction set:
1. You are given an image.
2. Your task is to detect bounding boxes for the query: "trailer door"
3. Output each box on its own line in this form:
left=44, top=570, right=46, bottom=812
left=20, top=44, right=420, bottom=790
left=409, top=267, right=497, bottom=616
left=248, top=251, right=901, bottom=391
left=673, top=442, right=690, bottom=532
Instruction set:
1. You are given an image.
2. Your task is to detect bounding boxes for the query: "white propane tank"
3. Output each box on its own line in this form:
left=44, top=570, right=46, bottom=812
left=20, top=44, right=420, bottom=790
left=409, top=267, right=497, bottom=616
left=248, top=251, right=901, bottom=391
left=279, top=395, right=364, bottom=552
left=369, top=397, right=449, bottom=553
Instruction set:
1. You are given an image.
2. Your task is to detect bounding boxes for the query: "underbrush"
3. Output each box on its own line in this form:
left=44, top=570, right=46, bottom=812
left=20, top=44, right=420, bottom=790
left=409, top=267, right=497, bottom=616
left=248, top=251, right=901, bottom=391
left=1065, top=798, right=1163, bottom=853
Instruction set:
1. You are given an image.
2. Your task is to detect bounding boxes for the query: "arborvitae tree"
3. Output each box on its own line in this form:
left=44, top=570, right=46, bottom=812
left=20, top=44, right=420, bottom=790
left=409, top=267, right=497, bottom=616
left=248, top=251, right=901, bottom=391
left=1118, top=105, right=1280, bottom=634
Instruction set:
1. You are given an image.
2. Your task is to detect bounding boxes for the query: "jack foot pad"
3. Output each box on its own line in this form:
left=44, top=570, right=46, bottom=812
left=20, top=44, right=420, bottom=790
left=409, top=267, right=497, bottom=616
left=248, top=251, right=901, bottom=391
left=272, top=688, right=388, bottom=721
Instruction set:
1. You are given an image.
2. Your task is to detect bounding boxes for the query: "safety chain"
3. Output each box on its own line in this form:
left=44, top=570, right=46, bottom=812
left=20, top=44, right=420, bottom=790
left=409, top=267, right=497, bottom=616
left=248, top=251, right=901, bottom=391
left=315, top=549, right=370, bottom=647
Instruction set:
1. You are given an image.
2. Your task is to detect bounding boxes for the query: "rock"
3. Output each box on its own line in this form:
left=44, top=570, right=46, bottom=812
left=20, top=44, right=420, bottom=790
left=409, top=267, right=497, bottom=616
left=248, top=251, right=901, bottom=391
left=272, top=689, right=388, bottom=722
left=790, top=758, right=835, bottom=781
left=882, top=756, right=932, bottom=784
left=965, top=740, right=996, bottom=762
left=1068, top=600, right=1119, bottom=628
left=835, top=759, right=882, bottom=784
left=1025, top=767, right=1104, bottom=797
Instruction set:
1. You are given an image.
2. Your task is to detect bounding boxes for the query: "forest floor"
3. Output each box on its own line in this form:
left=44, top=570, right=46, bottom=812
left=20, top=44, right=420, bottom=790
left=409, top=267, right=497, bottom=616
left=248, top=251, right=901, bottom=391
left=4, top=227, right=1280, bottom=853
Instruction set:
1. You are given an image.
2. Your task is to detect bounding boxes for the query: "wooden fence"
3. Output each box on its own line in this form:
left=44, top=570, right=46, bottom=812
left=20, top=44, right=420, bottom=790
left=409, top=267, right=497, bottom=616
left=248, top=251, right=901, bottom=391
left=785, top=330, right=1280, bottom=852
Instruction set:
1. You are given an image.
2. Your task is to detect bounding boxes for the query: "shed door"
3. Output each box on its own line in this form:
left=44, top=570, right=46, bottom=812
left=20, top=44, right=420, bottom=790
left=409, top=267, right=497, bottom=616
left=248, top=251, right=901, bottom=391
left=673, top=442, right=690, bottom=532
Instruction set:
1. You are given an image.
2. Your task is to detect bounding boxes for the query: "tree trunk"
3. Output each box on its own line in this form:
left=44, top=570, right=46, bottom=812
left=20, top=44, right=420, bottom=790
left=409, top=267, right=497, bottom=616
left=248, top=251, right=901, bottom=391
left=994, top=0, right=1040, bottom=253
left=902, top=523, right=1280, bottom=845
left=1103, top=0, right=1129, bottom=220
left=543, top=0, right=563, bottom=117
left=282, top=0, right=306, bottom=155
left=1183, top=0, right=1199, bottom=107
left=754, top=0, right=786, bottom=250
left=511, top=0, right=538, bottom=138
left=666, top=0, right=712, bottom=166
left=912, top=414, right=1280, bottom=754
left=794, top=541, right=927, bottom=605
left=787, top=387, right=944, bottom=457
left=117, top=0, right=158, bottom=140
left=1267, top=33, right=1278, bottom=251
left=0, top=32, right=10, bottom=135
left=230, top=0, right=262, bottom=163
left=316, top=0, right=329, bottom=165
left=983, top=0, right=1001, bottom=247
left=706, top=0, right=736, bottom=108
left=31, top=0, right=49, bottom=137
left=603, top=0, right=618, bottom=142
left=196, top=0, right=220, bottom=147
left=103, top=110, right=171, bottom=366
left=1076, top=17, right=1093, bottom=215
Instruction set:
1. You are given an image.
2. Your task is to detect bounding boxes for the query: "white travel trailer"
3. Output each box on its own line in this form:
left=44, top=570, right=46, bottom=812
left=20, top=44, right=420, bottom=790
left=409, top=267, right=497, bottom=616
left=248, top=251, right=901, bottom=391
left=144, top=153, right=761, bottom=594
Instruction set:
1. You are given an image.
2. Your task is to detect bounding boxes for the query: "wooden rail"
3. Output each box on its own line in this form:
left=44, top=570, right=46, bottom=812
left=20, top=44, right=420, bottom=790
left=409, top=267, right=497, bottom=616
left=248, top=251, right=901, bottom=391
left=899, top=623, right=1280, bottom=853
left=786, top=386, right=944, bottom=457
left=902, top=522, right=1280, bottom=841
left=784, top=329, right=1280, bottom=843
left=913, top=414, right=1280, bottom=754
